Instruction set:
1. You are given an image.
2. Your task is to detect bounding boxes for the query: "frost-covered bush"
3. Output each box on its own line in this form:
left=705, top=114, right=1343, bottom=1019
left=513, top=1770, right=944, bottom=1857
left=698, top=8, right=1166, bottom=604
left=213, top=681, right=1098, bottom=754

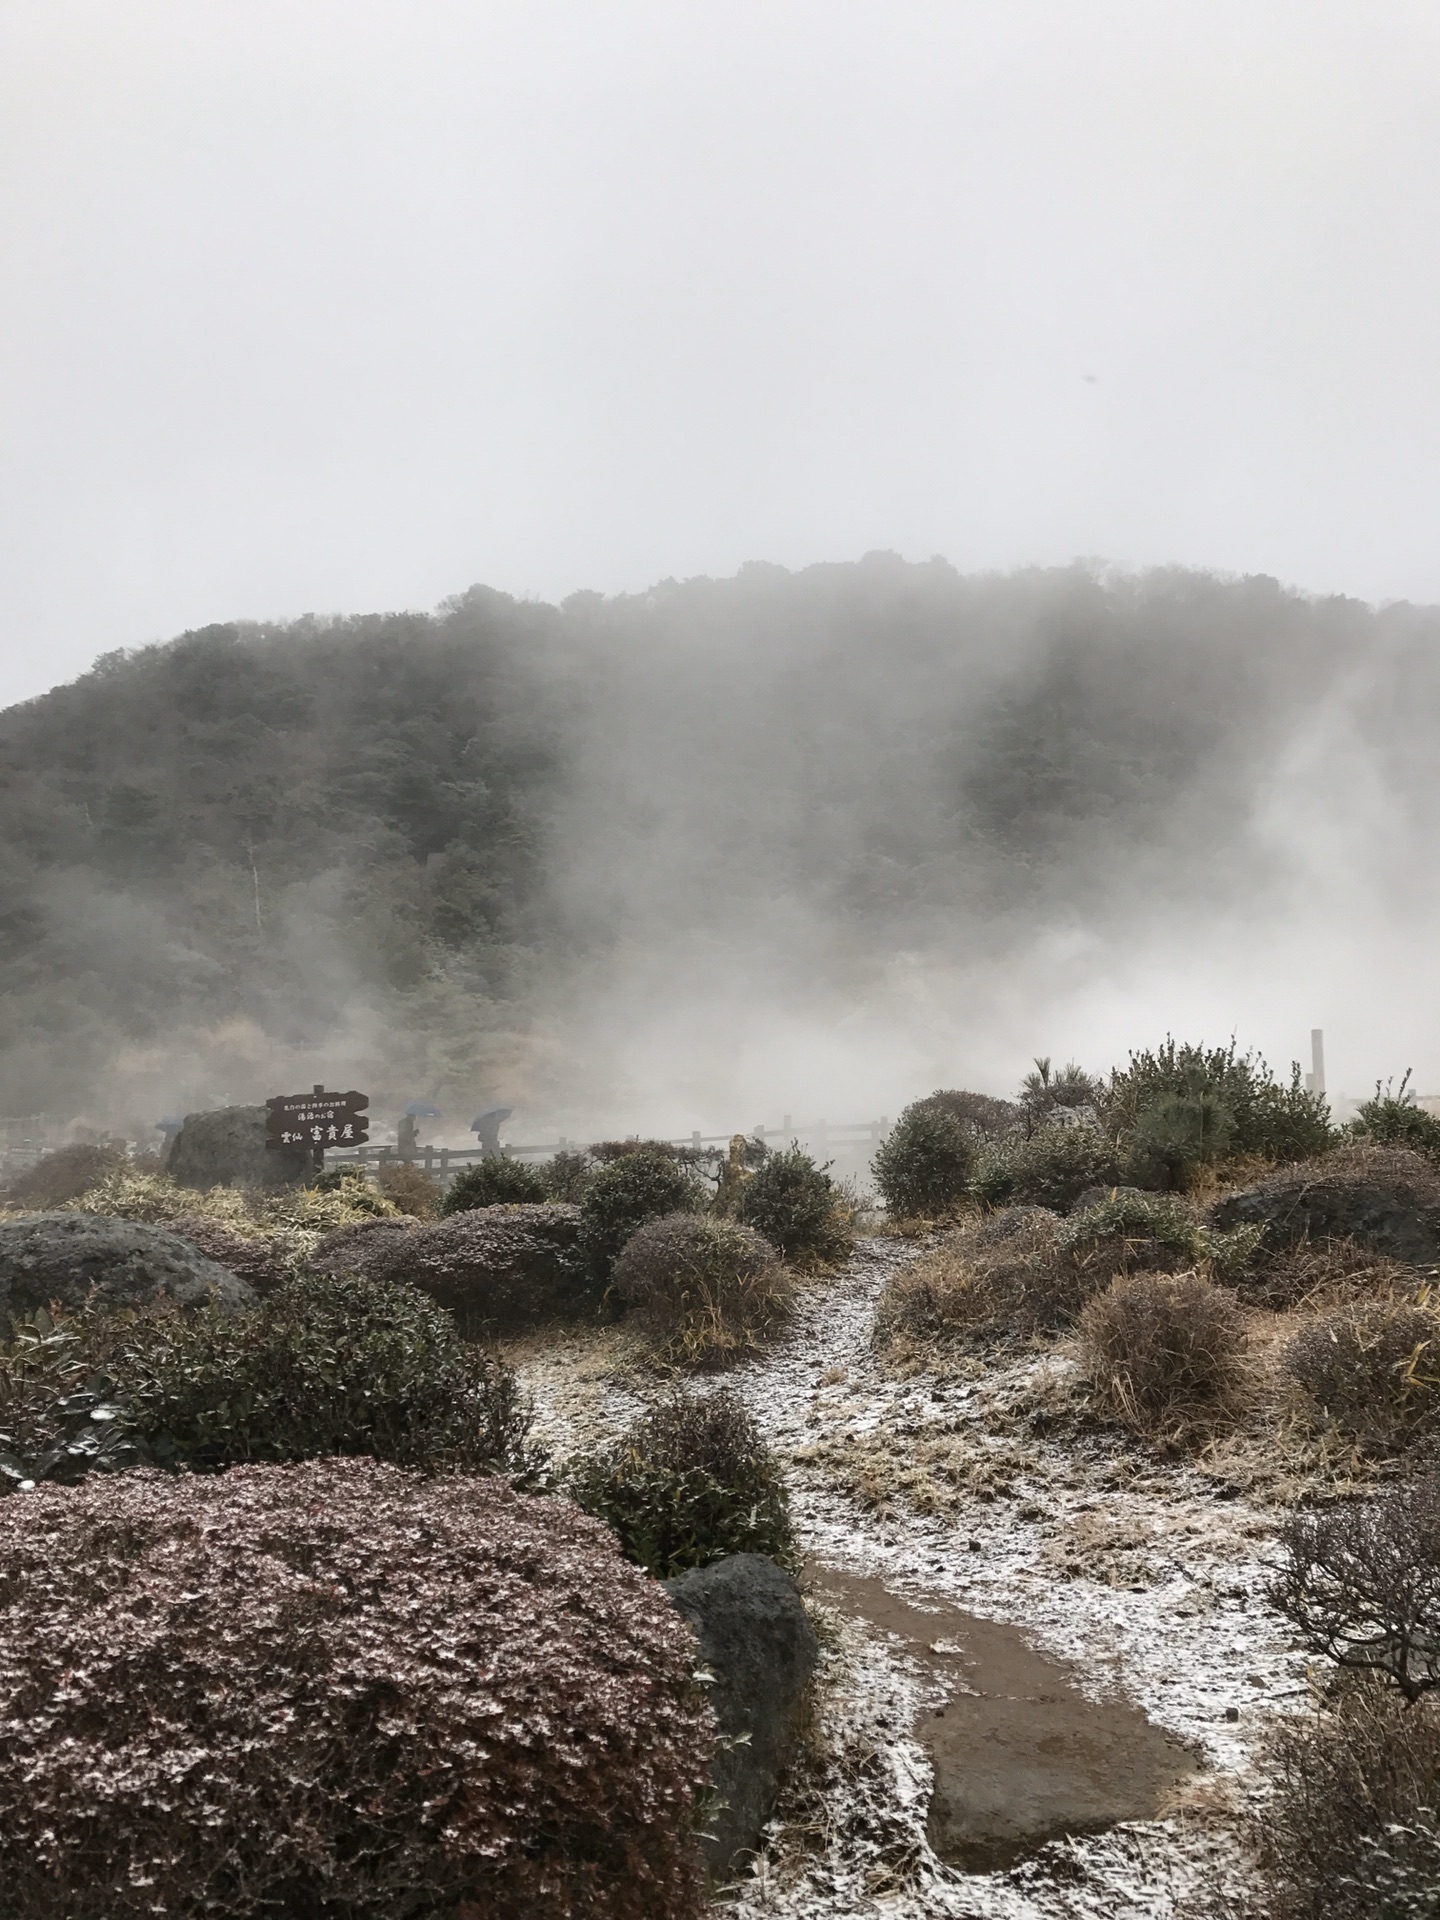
left=442, top=1156, right=551, bottom=1212
left=579, top=1149, right=705, bottom=1283
left=873, top=1206, right=1066, bottom=1358
left=612, top=1213, right=791, bottom=1366
left=871, top=1101, right=975, bottom=1217
left=0, top=1458, right=713, bottom=1920
left=570, top=1387, right=793, bottom=1579
left=315, top=1204, right=590, bottom=1335
left=1078, top=1269, right=1247, bottom=1433
left=735, top=1143, right=853, bottom=1265
left=104, top=1271, right=539, bottom=1477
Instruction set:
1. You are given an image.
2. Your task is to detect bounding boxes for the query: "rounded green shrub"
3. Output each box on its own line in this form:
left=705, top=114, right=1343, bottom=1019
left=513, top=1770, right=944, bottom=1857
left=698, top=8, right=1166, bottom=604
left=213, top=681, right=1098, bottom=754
left=1102, top=1037, right=1334, bottom=1165
left=974, top=1121, right=1123, bottom=1212
left=612, top=1212, right=791, bottom=1365
left=1355, top=1075, right=1440, bottom=1161
left=872, top=1102, right=975, bottom=1218
left=569, top=1386, right=792, bottom=1579
left=737, top=1143, right=854, bottom=1264
left=442, top=1157, right=550, bottom=1212
left=578, top=1148, right=704, bottom=1283
left=103, top=1270, right=539, bottom=1477
left=0, top=1458, right=712, bottom=1920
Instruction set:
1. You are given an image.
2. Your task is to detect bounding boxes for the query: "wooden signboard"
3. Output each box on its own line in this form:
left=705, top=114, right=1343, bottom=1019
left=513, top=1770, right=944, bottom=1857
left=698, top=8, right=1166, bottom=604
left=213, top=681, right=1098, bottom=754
left=265, top=1085, right=369, bottom=1152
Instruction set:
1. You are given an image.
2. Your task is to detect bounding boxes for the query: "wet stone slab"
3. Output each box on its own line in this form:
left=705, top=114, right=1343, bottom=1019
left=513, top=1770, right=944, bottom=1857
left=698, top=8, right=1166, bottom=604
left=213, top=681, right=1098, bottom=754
left=809, top=1564, right=1200, bottom=1873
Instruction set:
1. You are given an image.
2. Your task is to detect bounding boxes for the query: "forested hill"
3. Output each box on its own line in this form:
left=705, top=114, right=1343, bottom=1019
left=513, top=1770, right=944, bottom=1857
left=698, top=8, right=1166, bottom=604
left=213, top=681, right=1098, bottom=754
left=1, top=558, right=1436, bottom=1126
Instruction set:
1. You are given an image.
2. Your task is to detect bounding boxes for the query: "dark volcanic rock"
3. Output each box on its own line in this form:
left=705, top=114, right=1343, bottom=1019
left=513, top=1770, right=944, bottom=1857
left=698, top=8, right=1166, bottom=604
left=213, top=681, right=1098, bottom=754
left=1209, top=1146, right=1440, bottom=1266
left=0, top=1213, right=256, bottom=1329
left=312, top=1203, right=587, bottom=1334
left=664, top=1553, right=817, bottom=1881
left=167, top=1107, right=311, bottom=1191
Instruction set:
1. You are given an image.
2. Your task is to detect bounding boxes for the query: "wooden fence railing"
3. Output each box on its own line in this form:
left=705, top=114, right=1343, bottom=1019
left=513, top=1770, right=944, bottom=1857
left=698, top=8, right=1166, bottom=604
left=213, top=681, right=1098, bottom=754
left=326, top=1117, right=892, bottom=1182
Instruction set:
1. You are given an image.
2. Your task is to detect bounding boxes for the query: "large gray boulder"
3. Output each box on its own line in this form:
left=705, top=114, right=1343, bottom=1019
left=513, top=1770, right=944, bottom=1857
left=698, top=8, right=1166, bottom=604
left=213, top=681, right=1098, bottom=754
left=313, top=1204, right=587, bottom=1335
left=1209, top=1146, right=1440, bottom=1265
left=0, top=1213, right=256, bottom=1330
left=166, top=1106, right=311, bottom=1191
left=664, top=1553, right=818, bottom=1882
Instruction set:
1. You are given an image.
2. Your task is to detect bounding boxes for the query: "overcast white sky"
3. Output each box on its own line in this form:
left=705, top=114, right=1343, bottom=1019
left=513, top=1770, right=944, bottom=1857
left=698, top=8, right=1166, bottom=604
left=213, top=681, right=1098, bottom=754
left=3, top=0, right=1439, bottom=709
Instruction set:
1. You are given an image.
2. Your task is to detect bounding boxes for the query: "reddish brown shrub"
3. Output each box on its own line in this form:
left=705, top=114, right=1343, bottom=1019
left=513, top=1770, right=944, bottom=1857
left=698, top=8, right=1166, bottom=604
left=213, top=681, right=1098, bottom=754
left=0, top=1458, right=713, bottom=1919
left=315, top=1203, right=589, bottom=1335
left=1, top=1142, right=127, bottom=1209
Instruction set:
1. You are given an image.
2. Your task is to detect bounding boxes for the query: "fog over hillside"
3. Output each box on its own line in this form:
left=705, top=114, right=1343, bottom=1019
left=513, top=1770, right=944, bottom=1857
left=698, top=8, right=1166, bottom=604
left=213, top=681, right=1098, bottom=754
left=2, top=556, right=1436, bottom=1137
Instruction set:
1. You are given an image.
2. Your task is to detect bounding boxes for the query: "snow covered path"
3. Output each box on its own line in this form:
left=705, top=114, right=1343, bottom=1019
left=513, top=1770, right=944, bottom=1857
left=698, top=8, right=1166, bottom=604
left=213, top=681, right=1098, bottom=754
left=516, top=1238, right=1306, bottom=1916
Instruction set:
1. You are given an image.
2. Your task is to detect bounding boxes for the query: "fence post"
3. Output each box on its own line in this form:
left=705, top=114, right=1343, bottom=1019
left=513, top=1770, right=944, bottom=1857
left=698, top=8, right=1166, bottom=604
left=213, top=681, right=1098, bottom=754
left=439, top=1148, right=450, bottom=1179
left=422, top=1145, right=434, bottom=1177
left=782, top=1113, right=792, bottom=1140
left=753, top=1124, right=766, bottom=1148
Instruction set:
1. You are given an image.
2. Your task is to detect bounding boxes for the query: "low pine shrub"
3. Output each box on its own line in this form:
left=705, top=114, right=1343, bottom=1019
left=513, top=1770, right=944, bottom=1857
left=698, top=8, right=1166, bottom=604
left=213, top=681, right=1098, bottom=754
left=612, top=1213, right=792, bottom=1365
left=973, top=1121, right=1123, bottom=1213
left=0, top=1458, right=713, bottom=1920
left=1285, top=1299, right=1440, bottom=1452
left=442, top=1157, right=551, bottom=1212
left=570, top=1387, right=793, bottom=1578
left=1257, top=1677, right=1440, bottom=1920
left=736, top=1143, right=854, bottom=1265
left=871, top=1101, right=975, bottom=1218
left=579, top=1149, right=705, bottom=1283
left=1077, top=1269, right=1248, bottom=1435
left=1126, top=1090, right=1235, bottom=1190
left=103, top=1271, right=540, bottom=1477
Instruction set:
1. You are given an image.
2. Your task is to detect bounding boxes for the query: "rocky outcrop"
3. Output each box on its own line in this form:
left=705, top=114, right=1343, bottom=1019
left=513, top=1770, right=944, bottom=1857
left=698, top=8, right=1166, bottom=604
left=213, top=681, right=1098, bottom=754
left=166, top=1107, right=312, bottom=1191
left=0, top=1213, right=256, bottom=1329
left=664, top=1553, right=818, bottom=1882
left=1209, top=1146, right=1440, bottom=1265
left=312, top=1204, right=587, bottom=1335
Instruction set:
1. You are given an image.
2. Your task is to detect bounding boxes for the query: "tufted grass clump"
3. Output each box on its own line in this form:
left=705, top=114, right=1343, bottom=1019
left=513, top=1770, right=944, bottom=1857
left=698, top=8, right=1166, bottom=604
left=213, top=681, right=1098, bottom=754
left=1285, top=1299, right=1440, bottom=1454
left=612, top=1212, right=792, bottom=1366
left=1078, top=1268, right=1248, bottom=1437
left=569, top=1387, right=793, bottom=1579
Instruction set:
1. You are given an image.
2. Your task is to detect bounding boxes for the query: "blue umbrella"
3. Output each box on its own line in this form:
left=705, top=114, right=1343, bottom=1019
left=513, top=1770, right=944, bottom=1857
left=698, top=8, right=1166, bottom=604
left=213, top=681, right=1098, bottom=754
left=404, top=1100, right=442, bottom=1119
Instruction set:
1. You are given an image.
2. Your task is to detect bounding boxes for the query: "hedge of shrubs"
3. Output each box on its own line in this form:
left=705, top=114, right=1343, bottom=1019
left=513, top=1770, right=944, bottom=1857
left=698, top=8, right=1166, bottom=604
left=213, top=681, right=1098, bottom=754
left=0, top=1458, right=714, bottom=1920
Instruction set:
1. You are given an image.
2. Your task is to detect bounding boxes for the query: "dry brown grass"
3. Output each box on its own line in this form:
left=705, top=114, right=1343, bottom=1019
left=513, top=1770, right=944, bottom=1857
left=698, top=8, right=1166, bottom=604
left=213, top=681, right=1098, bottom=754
left=1249, top=1235, right=1426, bottom=1310
left=1078, top=1270, right=1249, bottom=1441
left=1283, top=1296, right=1440, bottom=1454
left=873, top=1208, right=1067, bottom=1365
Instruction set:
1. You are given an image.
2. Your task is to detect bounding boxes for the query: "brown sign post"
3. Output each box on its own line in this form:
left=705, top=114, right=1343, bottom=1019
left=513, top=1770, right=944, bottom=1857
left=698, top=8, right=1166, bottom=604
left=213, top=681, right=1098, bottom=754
left=265, top=1085, right=369, bottom=1168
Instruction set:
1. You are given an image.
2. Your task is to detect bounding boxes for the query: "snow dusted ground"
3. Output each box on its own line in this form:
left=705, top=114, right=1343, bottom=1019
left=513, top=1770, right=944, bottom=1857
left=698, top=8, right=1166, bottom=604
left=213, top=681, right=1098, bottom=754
left=514, top=1239, right=1309, bottom=1918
